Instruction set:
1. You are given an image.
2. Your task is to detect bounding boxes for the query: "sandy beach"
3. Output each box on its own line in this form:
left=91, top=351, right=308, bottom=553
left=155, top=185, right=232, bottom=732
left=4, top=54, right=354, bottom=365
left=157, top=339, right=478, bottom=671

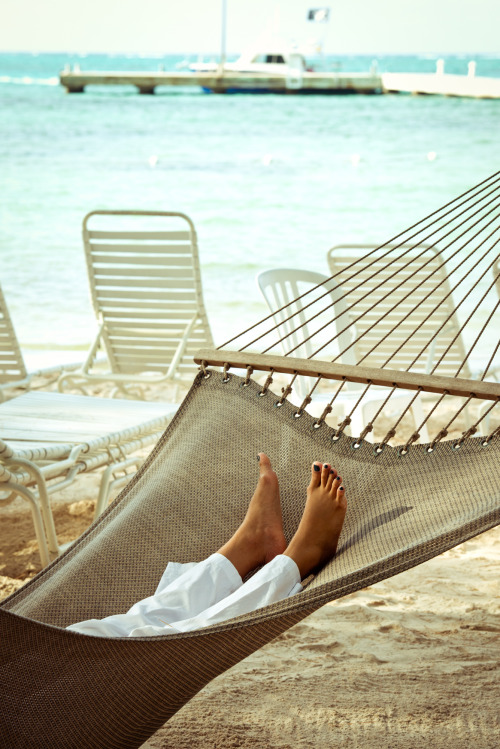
left=149, top=525, right=500, bottom=749
left=1, top=374, right=499, bottom=749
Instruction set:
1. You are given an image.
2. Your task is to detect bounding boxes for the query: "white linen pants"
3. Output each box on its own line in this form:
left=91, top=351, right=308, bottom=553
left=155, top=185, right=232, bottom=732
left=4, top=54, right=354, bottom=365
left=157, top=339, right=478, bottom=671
left=66, top=553, right=302, bottom=637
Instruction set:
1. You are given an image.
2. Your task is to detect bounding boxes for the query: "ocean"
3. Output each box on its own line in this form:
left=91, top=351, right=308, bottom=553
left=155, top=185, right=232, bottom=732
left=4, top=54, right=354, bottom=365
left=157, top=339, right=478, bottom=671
left=1, top=52, right=499, bottom=369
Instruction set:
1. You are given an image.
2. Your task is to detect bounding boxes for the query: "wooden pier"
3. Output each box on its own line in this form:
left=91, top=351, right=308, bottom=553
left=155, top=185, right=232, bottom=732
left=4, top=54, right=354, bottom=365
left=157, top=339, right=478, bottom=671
left=59, top=63, right=500, bottom=99
left=382, top=68, right=500, bottom=99
left=59, top=69, right=383, bottom=95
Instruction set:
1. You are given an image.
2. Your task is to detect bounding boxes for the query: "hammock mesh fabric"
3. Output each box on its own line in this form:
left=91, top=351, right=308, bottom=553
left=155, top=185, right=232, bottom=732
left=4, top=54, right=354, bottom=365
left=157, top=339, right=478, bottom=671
left=1, top=172, right=499, bottom=748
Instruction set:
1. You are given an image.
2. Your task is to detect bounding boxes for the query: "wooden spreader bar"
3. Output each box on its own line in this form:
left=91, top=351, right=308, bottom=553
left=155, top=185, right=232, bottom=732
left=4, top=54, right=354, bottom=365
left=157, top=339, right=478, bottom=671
left=195, top=349, right=500, bottom=402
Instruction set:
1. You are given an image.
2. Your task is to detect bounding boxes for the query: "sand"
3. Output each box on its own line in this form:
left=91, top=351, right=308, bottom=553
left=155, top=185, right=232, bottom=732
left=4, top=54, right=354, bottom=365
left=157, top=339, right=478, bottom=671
left=146, top=526, right=500, bottom=749
left=1, top=377, right=499, bottom=748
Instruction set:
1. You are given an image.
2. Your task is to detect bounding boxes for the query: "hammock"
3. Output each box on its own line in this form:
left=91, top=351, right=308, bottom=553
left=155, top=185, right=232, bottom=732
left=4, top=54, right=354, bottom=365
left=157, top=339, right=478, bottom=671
left=1, top=172, right=499, bottom=749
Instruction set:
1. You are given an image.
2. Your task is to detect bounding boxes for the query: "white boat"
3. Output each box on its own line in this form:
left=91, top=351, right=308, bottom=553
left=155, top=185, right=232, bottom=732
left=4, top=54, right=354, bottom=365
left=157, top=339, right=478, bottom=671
left=189, top=42, right=311, bottom=75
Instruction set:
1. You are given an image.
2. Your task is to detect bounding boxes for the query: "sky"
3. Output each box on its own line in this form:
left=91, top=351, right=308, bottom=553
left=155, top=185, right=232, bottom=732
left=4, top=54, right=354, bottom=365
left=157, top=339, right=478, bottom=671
left=0, top=0, right=499, bottom=55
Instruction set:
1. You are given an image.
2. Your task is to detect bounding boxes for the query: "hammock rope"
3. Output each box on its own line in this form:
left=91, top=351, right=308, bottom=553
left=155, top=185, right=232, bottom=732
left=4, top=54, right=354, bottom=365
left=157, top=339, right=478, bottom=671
left=221, top=170, right=500, bottom=353
left=284, top=207, right=500, bottom=362
left=198, top=172, right=500, bottom=448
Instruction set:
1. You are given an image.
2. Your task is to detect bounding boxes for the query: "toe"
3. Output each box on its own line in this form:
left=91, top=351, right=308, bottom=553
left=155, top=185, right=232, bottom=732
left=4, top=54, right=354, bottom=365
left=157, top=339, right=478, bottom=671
left=310, top=461, right=322, bottom=487
left=332, top=475, right=342, bottom=496
left=336, top=482, right=346, bottom=507
left=258, top=452, right=273, bottom=476
left=321, top=463, right=330, bottom=486
left=327, top=468, right=337, bottom=490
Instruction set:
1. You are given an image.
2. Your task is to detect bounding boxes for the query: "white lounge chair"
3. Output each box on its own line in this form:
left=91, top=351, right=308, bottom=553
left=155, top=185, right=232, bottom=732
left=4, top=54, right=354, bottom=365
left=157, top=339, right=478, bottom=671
left=326, top=244, right=471, bottom=379
left=0, top=285, right=78, bottom=402
left=0, top=391, right=177, bottom=567
left=58, top=210, right=214, bottom=397
left=257, top=267, right=429, bottom=440
left=328, top=243, right=477, bottom=420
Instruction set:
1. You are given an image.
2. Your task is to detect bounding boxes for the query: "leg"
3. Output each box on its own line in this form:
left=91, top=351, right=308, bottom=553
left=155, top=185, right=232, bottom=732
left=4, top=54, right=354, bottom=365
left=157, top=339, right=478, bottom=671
left=159, top=553, right=302, bottom=634
left=126, top=461, right=347, bottom=636
left=217, top=452, right=287, bottom=578
left=283, top=462, right=347, bottom=578
left=67, top=453, right=286, bottom=637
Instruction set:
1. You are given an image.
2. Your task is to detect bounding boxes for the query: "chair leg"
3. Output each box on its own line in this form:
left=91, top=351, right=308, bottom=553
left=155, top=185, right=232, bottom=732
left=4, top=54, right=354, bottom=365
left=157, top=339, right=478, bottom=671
left=3, top=482, right=51, bottom=567
left=94, top=457, right=143, bottom=519
left=9, top=458, right=60, bottom=555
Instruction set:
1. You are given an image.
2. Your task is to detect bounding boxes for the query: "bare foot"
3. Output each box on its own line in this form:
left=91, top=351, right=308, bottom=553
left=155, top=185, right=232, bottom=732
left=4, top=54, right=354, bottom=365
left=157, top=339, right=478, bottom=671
left=284, top=461, right=347, bottom=579
left=218, top=453, right=287, bottom=579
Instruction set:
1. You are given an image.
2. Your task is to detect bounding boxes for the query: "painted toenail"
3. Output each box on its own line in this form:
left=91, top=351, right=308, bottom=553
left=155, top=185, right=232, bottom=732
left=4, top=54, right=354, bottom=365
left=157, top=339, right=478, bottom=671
left=314, top=465, right=320, bottom=472
left=330, top=469, right=334, bottom=474
left=340, top=486, right=344, bottom=490
left=336, top=476, right=341, bottom=481
left=257, top=455, right=260, bottom=461
left=323, top=463, right=328, bottom=468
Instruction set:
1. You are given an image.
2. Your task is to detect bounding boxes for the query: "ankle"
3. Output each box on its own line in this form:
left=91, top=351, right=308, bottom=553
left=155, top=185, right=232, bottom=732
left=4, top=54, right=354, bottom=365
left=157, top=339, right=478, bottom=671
left=283, top=542, right=311, bottom=580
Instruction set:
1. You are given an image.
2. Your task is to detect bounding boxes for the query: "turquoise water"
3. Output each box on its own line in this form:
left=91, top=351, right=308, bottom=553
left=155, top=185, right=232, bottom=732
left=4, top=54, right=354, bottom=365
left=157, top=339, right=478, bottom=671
left=1, top=52, right=499, bottom=367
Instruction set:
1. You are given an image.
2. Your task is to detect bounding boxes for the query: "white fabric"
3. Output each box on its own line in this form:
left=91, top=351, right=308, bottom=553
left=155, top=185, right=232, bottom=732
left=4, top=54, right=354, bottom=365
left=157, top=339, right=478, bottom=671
left=67, top=553, right=302, bottom=638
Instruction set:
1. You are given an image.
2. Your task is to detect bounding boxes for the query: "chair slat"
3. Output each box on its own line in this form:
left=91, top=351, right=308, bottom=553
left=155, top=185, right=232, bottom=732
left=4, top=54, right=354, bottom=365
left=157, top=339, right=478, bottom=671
left=92, top=267, right=196, bottom=280
left=88, top=231, right=191, bottom=240
left=90, top=253, right=195, bottom=266
left=89, top=243, right=194, bottom=255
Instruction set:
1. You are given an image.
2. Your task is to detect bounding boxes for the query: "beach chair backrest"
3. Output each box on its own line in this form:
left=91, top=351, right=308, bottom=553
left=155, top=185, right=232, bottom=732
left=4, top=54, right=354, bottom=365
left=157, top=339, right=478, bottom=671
left=257, top=268, right=355, bottom=399
left=0, top=285, right=27, bottom=385
left=327, top=244, right=470, bottom=378
left=82, top=211, right=214, bottom=380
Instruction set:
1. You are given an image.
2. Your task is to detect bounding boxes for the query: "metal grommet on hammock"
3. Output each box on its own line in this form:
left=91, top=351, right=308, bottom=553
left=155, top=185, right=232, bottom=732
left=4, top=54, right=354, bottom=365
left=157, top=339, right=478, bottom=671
left=397, top=431, right=420, bottom=457
left=293, top=394, right=311, bottom=419
left=313, top=403, right=333, bottom=430
left=240, top=366, right=253, bottom=388
left=258, top=371, right=274, bottom=397
left=426, top=427, right=447, bottom=454
left=373, top=443, right=386, bottom=456
left=275, top=383, right=293, bottom=408
left=331, top=415, right=351, bottom=442
left=200, top=361, right=212, bottom=380
left=450, top=439, right=463, bottom=451
left=221, top=363, right=231, bottom=383
left=351, top=439, right=362, bottom=450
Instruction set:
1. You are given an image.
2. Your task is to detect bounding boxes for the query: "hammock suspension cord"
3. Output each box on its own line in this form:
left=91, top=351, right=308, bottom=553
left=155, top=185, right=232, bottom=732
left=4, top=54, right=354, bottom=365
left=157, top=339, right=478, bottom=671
left=196, top=171, right=500, bottom=447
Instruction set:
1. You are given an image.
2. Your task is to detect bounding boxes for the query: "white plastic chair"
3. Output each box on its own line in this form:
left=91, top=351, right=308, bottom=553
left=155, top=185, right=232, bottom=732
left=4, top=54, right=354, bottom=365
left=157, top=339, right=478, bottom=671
left=257, top=268, right=429, bottom=440
left=0, top=285, right=78, bottom=402
left=58, top=210, right=213, bottom=398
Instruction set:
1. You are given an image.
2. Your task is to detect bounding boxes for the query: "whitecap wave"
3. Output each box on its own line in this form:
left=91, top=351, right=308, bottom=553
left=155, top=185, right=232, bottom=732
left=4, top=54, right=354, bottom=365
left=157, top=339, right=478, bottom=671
left=0, top=75, right=59, bottom=86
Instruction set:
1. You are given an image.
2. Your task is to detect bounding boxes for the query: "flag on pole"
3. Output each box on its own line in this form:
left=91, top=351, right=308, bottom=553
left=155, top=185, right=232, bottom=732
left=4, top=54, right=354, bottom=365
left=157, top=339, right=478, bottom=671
left=307, top=7, right=330, bottom=22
